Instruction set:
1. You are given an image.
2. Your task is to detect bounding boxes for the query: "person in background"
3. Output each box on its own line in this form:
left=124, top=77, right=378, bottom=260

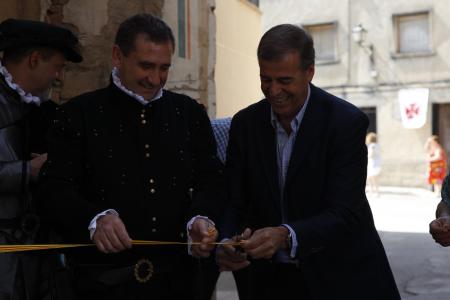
left=425, top=135, right=447, bottom=196
left=366, top=132, right=381, bottom=197
left=0, top=18, right=82, bottom=300
left=39, top=14, right=222, bottom=300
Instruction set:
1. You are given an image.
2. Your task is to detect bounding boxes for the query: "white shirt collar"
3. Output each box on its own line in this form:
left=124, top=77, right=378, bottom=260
left=0, top=60, right=42, bottom=106
left=111, top=67, right=163, bottom=105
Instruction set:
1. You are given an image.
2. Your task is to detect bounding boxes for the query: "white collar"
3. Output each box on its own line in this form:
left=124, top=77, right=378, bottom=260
left=111, top=67, right=163, bottom=105
left=0, top=61, right=42, bottom=106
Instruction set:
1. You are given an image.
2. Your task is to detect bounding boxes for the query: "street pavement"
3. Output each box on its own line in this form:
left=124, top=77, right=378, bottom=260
left=215, top=186, right=450, bottom=300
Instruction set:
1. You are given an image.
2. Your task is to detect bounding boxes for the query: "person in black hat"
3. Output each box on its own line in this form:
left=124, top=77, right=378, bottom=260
left=0, top=18, right=82, bottom=300
left=38, top=13, right=223, bottom=300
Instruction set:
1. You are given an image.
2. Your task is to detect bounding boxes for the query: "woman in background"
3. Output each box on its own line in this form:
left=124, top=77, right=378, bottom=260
left=366, top=132, right=381, bottom=197
left=425, top=135, right=447, bottom=196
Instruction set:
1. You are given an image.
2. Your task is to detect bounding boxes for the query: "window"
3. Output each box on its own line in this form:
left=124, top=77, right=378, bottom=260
left=304, top=22, right=338, bottom=64
left=394, top=12, right=431, bottom=54
left=177, top=0, right=191, bottom=59
left=360, top=107, right=377, bottom=133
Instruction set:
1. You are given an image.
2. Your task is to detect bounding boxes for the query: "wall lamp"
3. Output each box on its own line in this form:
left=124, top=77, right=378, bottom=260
left=352, top=23, right=378, bottom=79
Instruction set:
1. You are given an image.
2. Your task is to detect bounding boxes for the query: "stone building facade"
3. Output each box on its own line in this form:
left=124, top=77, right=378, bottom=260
left=0, top=0, right=216, bottom=112
left=260, top=0, right=450, bottom=187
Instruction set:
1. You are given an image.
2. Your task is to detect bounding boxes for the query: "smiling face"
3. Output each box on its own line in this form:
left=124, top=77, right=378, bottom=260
left=112, top=34, right=173, bottom=100
left=259, top=51, right=314, bottom=123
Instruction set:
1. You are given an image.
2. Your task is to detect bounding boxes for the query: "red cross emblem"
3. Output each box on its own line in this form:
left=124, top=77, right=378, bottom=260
left=405, top=103, right=420, bottom=119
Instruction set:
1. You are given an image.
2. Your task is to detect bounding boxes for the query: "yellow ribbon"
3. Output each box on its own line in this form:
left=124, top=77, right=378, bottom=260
left=0, top=240, right=244, bottom=253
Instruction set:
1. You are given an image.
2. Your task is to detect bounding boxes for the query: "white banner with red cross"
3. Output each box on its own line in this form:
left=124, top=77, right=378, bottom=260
left=398, top=88, right=429, bottom=129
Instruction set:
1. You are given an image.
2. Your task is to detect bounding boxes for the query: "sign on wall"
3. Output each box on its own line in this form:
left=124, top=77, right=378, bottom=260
left=398, top=88, right=429, bottom=129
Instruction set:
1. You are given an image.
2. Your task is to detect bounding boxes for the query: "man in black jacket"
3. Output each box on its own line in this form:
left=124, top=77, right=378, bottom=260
left=39, top=14, right=222, bottom=300
left=216, top=24, right=400, bottom=300
left=0, top=18, right=82, bottom=300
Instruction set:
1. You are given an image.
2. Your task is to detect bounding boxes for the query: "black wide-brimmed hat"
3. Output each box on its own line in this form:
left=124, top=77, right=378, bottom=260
left=0, top=18, right=82, bottom=63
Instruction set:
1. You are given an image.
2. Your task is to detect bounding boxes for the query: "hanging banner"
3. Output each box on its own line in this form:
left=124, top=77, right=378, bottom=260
left=398, top=88, right=429, bottom=129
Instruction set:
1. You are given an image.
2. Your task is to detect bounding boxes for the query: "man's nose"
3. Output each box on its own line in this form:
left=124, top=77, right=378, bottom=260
left=55, top=69, right=65, bottom=82
left=268, top=83, right=282, bottom=97
left=147, top=70, right=161, bottom=86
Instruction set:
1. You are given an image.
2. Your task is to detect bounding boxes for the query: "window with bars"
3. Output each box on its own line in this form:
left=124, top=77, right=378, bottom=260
left=304, top=22, right=338, bottom=64
left=394, top=12, right=431, bottom=54
left=177, top=0, right=191, bottom=59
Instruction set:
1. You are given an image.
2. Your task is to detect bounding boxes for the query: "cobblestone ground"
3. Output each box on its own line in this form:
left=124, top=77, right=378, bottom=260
left=215, top=186, right=450, bottom=300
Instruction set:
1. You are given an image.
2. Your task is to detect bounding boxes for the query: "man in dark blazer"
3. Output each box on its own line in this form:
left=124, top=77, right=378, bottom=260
left=216, top=24, right=400, bottom=300
left=39, top=14, right=222, bottom=300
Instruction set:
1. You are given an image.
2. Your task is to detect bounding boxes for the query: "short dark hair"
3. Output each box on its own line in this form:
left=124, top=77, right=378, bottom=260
left=3, top=46, right=57, bottom=64
left=257, top=24, right=315, bottom=70
left=115, top=13, right=175, bottom=56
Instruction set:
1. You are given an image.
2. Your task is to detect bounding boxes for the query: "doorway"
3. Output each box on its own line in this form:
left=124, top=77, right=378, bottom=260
left=432, top=103, right=450, bottom=168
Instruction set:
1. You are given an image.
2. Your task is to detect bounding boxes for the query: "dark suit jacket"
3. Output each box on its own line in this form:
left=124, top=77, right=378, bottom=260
left=222, top=84, right=400, bottom=299
left=39, top=83, right=223, bottom=266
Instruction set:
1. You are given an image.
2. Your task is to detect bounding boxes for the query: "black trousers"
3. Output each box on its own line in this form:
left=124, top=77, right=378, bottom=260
left=244, top=260, right=310, bottom=300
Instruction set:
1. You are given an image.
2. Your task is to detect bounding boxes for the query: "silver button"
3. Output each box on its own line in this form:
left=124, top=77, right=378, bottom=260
left=150, top=188, right=156, bottom=194
left=151, top=228, right=157, bottom=233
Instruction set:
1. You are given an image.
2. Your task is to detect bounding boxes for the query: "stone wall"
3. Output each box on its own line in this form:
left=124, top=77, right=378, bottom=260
left=0, top=0, right=41, bottom=21
left=1, top=0, right=216, bottom=114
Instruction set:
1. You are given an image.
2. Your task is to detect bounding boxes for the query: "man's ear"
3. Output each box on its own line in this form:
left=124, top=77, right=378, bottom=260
left=112, top=45, right=123, bottom=68
left=306, top=64, right=315, bottom=82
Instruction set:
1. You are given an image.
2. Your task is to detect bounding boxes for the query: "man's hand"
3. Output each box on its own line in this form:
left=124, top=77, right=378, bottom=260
left=430, top=216, right=450, bottom=246
left=216, top=228, right=252, bottom=272
left=241, top=226, right=289, bottom=259
left=30, top=153, right=47, bottom=180
left=190, top=218, right=218, bottom=258
left=92, top=214, right=132, bottom=253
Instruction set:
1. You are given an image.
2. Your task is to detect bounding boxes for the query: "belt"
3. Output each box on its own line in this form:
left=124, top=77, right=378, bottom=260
left=73, top=257, right=175, bottom=286
left=97, top=258, right=154, bottom=285
left=253, top=258, right=301, bottom=271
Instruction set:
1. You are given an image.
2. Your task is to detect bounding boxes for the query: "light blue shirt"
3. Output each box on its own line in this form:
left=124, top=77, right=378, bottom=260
left=271, top=85, right=311, bottom=260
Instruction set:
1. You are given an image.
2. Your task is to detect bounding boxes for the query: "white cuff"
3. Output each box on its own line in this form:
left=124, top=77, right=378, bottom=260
left=281, top=224, right=298, bottom=258
left=186, top=215, right=214, bottom=255
left=88, top=209, right=119, bottom=240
